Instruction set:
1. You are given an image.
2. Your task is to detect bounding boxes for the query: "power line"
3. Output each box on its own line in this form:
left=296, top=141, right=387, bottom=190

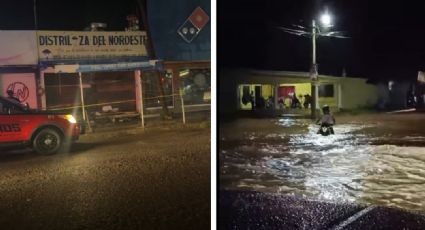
left=277, top=24, right=350, bottom=39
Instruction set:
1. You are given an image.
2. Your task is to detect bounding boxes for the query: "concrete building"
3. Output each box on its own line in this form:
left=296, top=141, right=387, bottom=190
left=219, top=69, right=379, bottom=115
left=0, top=31, right=40, bottom=108
left=147, top=1, right=211, bottom=114
left=1, top=0, right=211, bottom=124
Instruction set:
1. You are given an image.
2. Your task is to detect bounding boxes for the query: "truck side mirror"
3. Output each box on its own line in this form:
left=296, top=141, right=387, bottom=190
left=21, top=102, right=30, bottom=111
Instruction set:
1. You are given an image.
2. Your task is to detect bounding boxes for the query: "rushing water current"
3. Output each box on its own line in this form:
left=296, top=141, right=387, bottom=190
left=220, top=115, right=425, bottom=212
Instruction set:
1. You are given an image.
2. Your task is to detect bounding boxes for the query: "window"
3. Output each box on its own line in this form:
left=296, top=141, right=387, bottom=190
left=0, top=99, right=25, bottom=114
left=143, top=70, right=173, bottom=108
left=180, top=68, right=211, bottom=105
left=44, top=73, right=80, bottom=108
left=45, top=71, right=136, bottom=113
left=0, top=102, right=4, bottom=114
left=319, top=84, right=334, bottom=97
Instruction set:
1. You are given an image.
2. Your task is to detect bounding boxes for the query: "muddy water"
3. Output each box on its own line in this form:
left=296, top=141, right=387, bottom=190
left=219, top=114, right=425, bottom=212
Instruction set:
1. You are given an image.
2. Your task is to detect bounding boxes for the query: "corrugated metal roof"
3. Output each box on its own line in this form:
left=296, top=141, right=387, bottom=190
left=222, top=68, right=369, bottom=84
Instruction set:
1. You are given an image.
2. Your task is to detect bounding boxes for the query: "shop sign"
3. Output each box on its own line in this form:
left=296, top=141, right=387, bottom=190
left=77, top=61, right=154, bottom=72
left=37, top=31, right=148, bottom=61
left=178, top=7, right=210, bottom=43
left=0, top=31, right=38, bottom=66
left=54, top=60, right=159, bottom=73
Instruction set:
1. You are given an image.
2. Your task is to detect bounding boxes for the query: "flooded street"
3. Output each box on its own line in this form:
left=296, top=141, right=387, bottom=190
left=219, top=113, right=425, bottom=213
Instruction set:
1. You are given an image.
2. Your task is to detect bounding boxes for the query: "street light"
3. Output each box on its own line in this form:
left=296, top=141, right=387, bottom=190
left=320, top=13, right=332, bottom=27
left=277, top=11, right=347, bottom=119
left=311, top=13, right=333, bottom=119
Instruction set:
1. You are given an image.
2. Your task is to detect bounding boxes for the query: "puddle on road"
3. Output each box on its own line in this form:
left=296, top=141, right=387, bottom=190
left=220, top=118, right=425, bottom=212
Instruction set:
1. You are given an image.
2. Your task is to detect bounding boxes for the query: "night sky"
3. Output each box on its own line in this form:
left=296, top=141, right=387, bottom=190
left=0, top=0, right=139, bottom=31
left=219, top=0, right=425, bottom=81
left=3, top=1, right=425, bottom=81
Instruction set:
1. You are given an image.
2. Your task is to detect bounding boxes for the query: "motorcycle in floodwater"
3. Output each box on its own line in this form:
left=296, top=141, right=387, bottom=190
left=317, top=124, right=335, bottom=136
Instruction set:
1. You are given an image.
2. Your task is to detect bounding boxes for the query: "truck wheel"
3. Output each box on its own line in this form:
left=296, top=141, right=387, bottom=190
left=33, top=128, right=62, bottom=155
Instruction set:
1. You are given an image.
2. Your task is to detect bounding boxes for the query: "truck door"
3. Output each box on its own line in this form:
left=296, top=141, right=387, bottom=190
left=0, top=106, right=23, bottom=143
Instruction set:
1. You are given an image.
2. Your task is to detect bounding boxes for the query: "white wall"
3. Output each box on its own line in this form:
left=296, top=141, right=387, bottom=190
left=1, top=73, right=38, bottom=108
left=340, top=78, right=379, bottom=109
left=0, top=31, right=38, bottom=66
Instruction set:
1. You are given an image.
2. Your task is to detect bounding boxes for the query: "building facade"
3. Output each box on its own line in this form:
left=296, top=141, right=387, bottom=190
left=147, top=0, right=211, bottom=114
left=0, top=31, right=39, bottom=109
left=220, top=69, right=379, bottom=115
left=0, top=30, right=162, bottom=127
left=1, top=0, right=211, bottom=122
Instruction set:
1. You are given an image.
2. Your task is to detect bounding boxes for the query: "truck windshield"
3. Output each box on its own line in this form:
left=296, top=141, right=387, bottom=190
left=0, top=97, right=27, bottom=114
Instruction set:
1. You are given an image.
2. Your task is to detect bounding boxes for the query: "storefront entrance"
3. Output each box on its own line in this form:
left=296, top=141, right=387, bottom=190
left=44, top=71, right=136, bottom=117
left=238, top=84, right=274, bottom=110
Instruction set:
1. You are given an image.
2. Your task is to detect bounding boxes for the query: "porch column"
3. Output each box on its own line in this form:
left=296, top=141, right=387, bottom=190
left=135, top=70, right=142, bottom=113
left=78, top=72, right=86, bottom=121
left=40, top=70, right=47, bottom=110
left=274, top=84, right=279, bottom=110
left=35, top=70, right=42, bottom=110
left=315, top=83, right=320, bottom=109
left=135, top=70, right=145, bottom=128
left=236, top=85, right=240, bottom=110
left=337, top=83, right=342, bottom=110
left=172, top=68, right=180, bottom=112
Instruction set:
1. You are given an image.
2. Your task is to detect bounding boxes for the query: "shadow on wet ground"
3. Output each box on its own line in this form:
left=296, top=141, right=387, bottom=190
left=0, top=132, right=136, bottom=161
left=0, top=142, right=100, bottom=163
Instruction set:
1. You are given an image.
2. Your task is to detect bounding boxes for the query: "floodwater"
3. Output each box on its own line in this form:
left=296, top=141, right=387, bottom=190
left=219, top=113, right=425, bottom=212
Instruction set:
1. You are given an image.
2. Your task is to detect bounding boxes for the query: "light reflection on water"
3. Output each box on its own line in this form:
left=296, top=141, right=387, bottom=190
left=220, top=118, right=425, bottom=212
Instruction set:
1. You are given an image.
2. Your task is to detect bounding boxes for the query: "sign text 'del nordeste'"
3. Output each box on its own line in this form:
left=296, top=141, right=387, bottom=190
left=37, top=31, right=148, bottom=61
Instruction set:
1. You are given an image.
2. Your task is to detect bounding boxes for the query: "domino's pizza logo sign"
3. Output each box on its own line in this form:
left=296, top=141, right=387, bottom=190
left=178, top=7, right=210, bottom=43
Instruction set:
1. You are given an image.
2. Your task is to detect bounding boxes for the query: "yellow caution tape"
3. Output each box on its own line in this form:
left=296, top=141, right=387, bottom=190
left=47, top=93, right=182, bottom=111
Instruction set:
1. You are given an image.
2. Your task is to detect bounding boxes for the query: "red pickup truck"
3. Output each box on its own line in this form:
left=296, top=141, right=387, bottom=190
left=0, top=96, right=80, bottom=155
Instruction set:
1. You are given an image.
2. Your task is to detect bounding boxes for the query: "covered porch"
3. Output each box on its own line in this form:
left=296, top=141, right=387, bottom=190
left=235, top=72, right=342, bottom=116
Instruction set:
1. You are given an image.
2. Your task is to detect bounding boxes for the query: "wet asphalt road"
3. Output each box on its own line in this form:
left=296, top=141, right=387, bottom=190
left=219, top=113, right=425, bottom=229
left=0, top=125, right=210, bottom=229
left=219, top=190, right=425, bottom=230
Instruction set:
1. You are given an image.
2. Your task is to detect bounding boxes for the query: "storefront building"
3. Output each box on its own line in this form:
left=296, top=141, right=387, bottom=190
left=147, top=0, right=211, bottom=114
left=220, top=69, right=379, bottom=115
left=1, top=0, right=211, bottom=120
left=35, top=30, right=159, bottom=123
left=0, top=31, right=40, bottom=109
left=1, top=30, right=161, bottom=126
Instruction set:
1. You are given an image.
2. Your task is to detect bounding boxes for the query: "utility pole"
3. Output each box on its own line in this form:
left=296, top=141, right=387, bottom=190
left=311, top=20, right=318, bottom=119
left=33, top=0, right=38, bottom=29
left=135, top=0, right=171, bottom=119
left=278, top=12, right=346, bottom=119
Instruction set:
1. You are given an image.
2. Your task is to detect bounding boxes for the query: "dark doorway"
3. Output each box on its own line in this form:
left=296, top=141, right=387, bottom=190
left=255, top=85, right=261, bottom=99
